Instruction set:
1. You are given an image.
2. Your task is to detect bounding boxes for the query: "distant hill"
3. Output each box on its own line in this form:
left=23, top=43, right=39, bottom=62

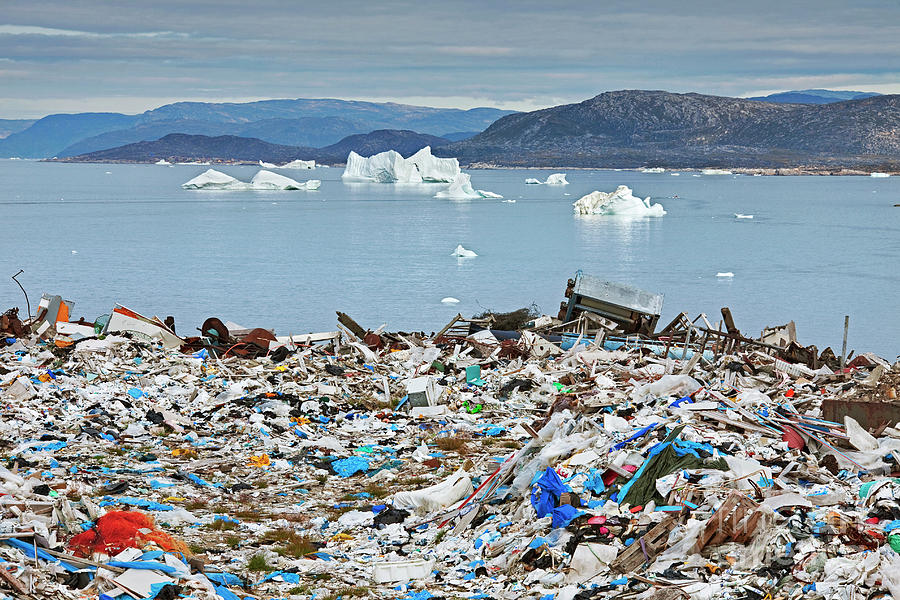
left=0, top=119, right=35, bottom=140
left=316, top=130, right=449, bottom=161
left=57, top=129, right=453, bottom=164
left=444, top=90, right=900, bottom=168
left=56, top=133, right=316, bottom=163
left=748, top=89, right=880, bottom=104
left=440, top=131, right=480, bottom=142
left=0, top=98, right=514, bottom=158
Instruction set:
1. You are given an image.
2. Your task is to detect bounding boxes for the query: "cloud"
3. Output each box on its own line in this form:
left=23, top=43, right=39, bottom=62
left=0, top=25, right=182, bottom=39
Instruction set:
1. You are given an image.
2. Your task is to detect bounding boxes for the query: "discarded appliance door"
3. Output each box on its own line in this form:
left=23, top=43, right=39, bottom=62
left=562, top=273, right=664, bottom=334
left=105, top=305, right=184, bottom=348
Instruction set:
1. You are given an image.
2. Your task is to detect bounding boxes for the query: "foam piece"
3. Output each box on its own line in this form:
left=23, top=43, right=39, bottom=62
left=435, top=173, right=502, bottom=199
left=572, top=185, right=666, bottom=216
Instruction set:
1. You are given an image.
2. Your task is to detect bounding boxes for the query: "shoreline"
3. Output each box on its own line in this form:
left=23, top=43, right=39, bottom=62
left=35, top=158, right=900, bottom=176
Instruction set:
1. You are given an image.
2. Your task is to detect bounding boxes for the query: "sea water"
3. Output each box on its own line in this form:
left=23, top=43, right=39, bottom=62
left=1, top=160, right=897, bottom=359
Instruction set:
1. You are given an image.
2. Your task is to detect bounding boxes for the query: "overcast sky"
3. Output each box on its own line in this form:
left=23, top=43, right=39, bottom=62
left=1, top=0, right=898, bottom=118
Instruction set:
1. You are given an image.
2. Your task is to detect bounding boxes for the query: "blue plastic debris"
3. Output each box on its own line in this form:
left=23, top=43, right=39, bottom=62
left=331, top=456, right=369, bottom=477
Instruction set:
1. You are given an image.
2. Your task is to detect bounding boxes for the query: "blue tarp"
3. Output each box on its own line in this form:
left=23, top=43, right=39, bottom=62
left=531, top=467, right=569, bottom=518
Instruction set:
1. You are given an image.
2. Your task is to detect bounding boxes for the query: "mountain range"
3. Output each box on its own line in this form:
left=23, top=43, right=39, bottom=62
left=0, top=98, right=512, bottom=159
left=58, top=130, right=452, bottom=164
left=444, top=90, right=900, bottom=169
left=747, top=89, right=881, bottom=104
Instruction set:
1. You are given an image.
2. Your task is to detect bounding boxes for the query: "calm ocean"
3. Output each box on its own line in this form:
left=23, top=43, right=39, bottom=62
left=1, top=160, right=898, bottom=359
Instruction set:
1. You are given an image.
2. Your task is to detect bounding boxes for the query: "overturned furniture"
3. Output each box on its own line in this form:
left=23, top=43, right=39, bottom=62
left=560, top=273, right=664, bottom=336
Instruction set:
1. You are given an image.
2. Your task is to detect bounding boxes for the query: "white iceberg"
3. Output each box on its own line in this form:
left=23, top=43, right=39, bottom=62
left=281, top=159, right=316, bottom=169
left=451, top=244, right=477, bottom=258
left=526, top=173, right=569, bottom=185
left=342, top=150, right=422, bottom=183
left=870, top=172, right=890, bottom=178
left=181, top=169, right=243, bottom=190
left=182, top=168, right=319, bottom=190
left=716, top=272, right=735, bottom=278
left=259, top=160, right=277, bottom=168
left=250, top=170, right=320, bottom=190
left=441, top=297, right=460, bottom=304
left=572, top=185, right=666, bottom=217
left=734, top=213, right=754, bottom=219
left=407, top=147, right=460, bottom=182
left=155, top=159, right=171, bottom=166
left=701, top=168, right=733, bottom=175
left=341, top=147, right=457, bottom=183
left=436, top=173, right=502, bottom=199
left=641, top=167, right=665, bottom=173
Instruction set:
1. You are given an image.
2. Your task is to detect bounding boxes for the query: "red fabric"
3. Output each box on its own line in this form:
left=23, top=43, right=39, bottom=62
left=68, top=511, right=188, bottom=557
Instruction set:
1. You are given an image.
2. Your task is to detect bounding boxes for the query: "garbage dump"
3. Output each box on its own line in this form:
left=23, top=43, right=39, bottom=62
left=1, top=272, right=899, bottom=600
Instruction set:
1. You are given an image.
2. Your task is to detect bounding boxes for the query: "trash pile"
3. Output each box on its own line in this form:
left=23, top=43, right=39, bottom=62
left=1, top=278, right=899, bottom=600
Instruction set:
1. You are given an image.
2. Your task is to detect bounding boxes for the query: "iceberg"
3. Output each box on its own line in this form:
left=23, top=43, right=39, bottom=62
left=181, top=169, right=320, bottom=190
left=250, top=170, right=320, bottom=190
left=870, top=172, right=890, bottom=178
left=525, top=173, right=569, bottom=185
left=451, top=245, right=477, bottom=258
left=435, top=173, right=502, bottom=199
left=181, top=169, right=243, bottom=190
left=640, top=167, right=665, bottom=173
left=407, top=147, right=460, bottom=182
left=342, top=150, right=422, bottom=183
left=701, top=168, right=733, bottom=175
left=572, top=185, right=666, bottom=217
left=441, top=297, right=460, bottom=304
left=155, top=159, right=171, bottom=166
left=281, top=159, right=316, bottom=169
left=258, top=160, right=277, bottom=169
left=734, top=213, right=754, bottom=219
left=716, top=272, right=735, bottom=278
left=341, top=147, right=457, bottom=183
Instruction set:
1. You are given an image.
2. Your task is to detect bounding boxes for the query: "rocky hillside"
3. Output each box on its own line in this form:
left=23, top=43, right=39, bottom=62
left=445, top=90, right=900, bottom=168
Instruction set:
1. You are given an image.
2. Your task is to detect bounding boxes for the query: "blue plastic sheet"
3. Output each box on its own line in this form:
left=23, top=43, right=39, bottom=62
left=3, top=538, right=79, bottom=572
left=205, top=572, right=244, bottom=586
left=331, top=456, right=369, bottom=477
left=106, top=561, right=177, bottom=574
left=99, top=496, right=174, bottom=511
left=551, top=504, right=581, bottom=528
left=530, top=467, right=569, bottom=518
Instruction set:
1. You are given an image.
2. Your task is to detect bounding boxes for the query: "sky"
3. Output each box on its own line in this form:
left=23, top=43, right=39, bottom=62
left=1, top=0, right=899, bottom=119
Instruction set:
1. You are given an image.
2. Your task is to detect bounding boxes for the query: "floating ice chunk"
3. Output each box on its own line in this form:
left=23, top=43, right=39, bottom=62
left=436, top=173, right=502, bottom=199
left=734, top=213, right=754, bottom=219
left=572, top=185, right=666, bottom=217
left=407, top=147, right=460, bottom=182
left=181, top=169, right=243, bottom=189
left=701, top=168, right=732, bottom=175
left=250, top=170, right=319, bottom=190
left=258, top=160, right=277, bottom=168
left=342, top=147, right=457, bottom=183
left=670, top=172, right=680, bottom=176
left=526, top=173, right=569, bottom=185
left=545, top=173, right=568, bottom=185
left=502, top=199, right=517, bottom=203
left=441, top=297, right=460, bottom=304
left=716, top=272, right=735, bottom=278
left=280, top=159, right=316, bottom=169
left=155, top=159, right=171, bottom=166
left=182, top=168, right=319, bottom=190
left=871, top=172, right=890, bottom=178
left=451, top=244, right=477, bottom=258
left=342, top=150, right=423, bottom=183
left=641, top=167, right=665, bottom=173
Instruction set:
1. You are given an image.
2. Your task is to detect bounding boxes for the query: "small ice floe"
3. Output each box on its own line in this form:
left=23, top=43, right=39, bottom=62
left=526, top=173, right=569, bottom=185
left=702, top=168, right=732, bottom=175
left=71, top=250, right=78, bottom=254
left=640, top=167, right=665, bottom=174
left=441, top=297, right=461, bottom=304
left=870, top=172, right=890, bottom=178
left=451, top=245, right=477, bottom=258
left=105, top=171, right=112, bottom=174
left=734, top=213, right=754, bottom=219
left=573, top=185, right=666, bottom=217
left=502, top=199, right=516, bottom=203
left=716, top=272, right=735, bottom=278
left=155, top=159, right=171, bottom=166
